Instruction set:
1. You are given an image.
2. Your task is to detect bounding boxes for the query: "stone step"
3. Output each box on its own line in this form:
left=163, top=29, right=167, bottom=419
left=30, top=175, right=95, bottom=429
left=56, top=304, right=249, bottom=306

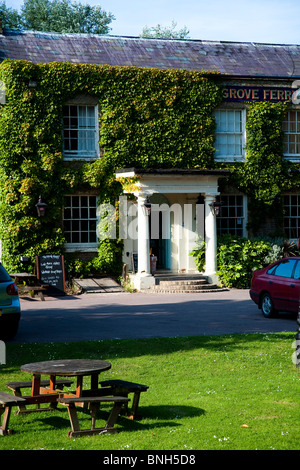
left=149, top=288, right=228, bottom=293
left=149, top=274, right=228, bottom=293
left=156, top=279, right=208, bottom=287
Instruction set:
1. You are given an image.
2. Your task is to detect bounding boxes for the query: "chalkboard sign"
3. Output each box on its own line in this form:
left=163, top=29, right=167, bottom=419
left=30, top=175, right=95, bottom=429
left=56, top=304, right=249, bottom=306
left=36, top=254, right=65, bottom=296
left=131, top=253, right=138, bottom=273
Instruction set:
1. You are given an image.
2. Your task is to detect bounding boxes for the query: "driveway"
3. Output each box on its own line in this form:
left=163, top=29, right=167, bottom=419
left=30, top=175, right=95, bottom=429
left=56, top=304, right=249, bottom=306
left=10, top=289, right=298, bottom=344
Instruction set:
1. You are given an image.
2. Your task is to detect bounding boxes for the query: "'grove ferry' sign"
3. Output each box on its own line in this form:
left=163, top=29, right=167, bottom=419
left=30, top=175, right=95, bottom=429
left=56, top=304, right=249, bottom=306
left=223, top=86, right=294, bottom=102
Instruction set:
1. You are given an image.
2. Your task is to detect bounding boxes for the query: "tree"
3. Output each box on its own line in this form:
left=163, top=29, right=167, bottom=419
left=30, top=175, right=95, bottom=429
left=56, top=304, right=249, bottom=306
left=0, top=2, right=22, bottom=29
left=18, top=0, right=115, bottom=34
left=141, top=21, right=189, bottom=39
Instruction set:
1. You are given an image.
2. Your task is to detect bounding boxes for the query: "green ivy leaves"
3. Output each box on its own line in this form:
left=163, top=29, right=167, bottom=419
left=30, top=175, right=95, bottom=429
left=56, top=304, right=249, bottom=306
left=0, top=60, right=222, bottom=272
left=232, top=101, right=294, bottom=234
left=0, top=58, right=297, bottom=274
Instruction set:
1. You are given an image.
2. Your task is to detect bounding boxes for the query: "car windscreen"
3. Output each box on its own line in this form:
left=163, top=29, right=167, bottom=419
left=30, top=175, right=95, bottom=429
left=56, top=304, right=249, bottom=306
left=0, top=264, right=12, bottom=282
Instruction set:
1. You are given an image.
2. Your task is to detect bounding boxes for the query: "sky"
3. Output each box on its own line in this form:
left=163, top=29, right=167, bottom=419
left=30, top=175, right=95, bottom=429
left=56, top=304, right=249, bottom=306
left=5, top=0, right=300, bottom=45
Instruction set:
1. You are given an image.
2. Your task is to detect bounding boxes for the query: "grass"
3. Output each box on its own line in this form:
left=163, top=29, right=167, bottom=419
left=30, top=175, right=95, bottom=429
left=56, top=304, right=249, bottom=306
left=0, top=332, right=299, bottom=450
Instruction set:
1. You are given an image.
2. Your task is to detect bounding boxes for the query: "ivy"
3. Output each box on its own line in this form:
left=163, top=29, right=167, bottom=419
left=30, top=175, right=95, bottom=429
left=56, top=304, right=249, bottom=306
left=0, top=58, right=299, bottom=277
left=0, top=59, right=222, bottom=274
left=228, top=101, right=295, bottom=235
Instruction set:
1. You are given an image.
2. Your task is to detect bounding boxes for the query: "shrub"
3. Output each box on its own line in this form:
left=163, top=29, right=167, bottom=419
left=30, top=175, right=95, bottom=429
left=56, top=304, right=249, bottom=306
left=88, top=239, right=123, bottom=277
left=216, top=235, right=272, bottom=288
left=191, top=234, right=279, bottom=288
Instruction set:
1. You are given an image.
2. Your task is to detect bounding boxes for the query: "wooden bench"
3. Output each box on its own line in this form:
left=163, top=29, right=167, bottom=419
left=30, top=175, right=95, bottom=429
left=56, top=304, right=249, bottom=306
left=6, top=379, right=74, bottom=413
left=18, top=285, right=47, bottom=301
left=0, top=391, right=26, bottom=435
left=58, top=395, right=130, bottom=438
left=99, top=379, right=149, bottom=419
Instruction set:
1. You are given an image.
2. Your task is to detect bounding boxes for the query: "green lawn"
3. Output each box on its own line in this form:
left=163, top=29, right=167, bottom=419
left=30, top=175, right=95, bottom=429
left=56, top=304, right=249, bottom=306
left=0, top=333, right=299, bottom=450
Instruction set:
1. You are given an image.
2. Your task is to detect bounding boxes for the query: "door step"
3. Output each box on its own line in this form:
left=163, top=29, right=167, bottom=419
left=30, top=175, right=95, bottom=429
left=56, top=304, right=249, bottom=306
left=149, top=274, right=228, bottom=293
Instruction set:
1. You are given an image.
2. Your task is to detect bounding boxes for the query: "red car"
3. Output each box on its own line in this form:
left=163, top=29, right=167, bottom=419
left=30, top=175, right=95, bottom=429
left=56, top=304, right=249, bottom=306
left=250, top=257, right=300, bottom=318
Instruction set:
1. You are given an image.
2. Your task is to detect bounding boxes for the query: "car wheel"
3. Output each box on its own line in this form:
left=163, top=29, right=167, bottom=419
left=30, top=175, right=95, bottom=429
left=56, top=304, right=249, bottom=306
left=261, top=293, right=277, bottom=318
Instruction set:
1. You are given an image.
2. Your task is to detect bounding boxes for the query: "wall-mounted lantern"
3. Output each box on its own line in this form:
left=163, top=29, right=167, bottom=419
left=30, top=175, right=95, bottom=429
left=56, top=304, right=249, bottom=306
left=35, top=196, right=47, bottom=217
left=143, top=196, right=151, bottom=216
left=209, top=200, right=223, bottom=216
left=27, top=80, right=38, bottom=88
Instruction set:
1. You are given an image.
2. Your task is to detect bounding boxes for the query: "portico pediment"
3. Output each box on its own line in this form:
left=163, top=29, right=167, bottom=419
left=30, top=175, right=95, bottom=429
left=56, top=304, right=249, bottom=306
left=116, top=168, right=229, bottom=196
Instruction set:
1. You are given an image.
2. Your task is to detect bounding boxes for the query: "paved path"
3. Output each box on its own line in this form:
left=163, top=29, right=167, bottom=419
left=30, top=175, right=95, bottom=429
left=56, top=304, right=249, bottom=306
left=10, top=289, right=298, bottom=344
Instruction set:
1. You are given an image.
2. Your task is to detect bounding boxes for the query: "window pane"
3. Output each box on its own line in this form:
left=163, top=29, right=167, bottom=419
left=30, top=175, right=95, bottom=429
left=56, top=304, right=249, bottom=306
left=72, top=232, right=80, bottom=243
left=81, top=196, right=88, bottom=207
left=81, top=208, right=88, bottom=219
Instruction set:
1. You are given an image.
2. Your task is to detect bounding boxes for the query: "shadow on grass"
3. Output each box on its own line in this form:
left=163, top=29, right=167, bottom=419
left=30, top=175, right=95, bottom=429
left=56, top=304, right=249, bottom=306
left=34, top=404, right=205, bottom=434
left=2, top=331, right=296, bottom=378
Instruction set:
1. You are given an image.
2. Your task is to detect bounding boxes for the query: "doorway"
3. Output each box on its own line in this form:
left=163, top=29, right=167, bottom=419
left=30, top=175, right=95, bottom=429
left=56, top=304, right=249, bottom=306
left=149, top=194, right=171, bottom=270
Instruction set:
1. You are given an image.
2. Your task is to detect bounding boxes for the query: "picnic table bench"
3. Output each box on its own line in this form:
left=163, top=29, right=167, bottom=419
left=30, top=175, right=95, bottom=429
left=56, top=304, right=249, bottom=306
left=18, top=285, right=47, bottom=301
left=6, top=379, right=74, bottom=413
left=99, top=379, right=149, bottom=419
left=58, top=395, right=130, bottom=437
left=0, top=391, right=26, bottom=435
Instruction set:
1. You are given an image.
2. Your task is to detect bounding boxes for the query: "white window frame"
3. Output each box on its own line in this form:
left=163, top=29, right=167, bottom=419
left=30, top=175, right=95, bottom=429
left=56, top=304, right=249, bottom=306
left=283, top=110, right=300, bottom=161
left=283, top=194, right=300, bottom=240
left=64, top=194, right=98, bottom=252
left=217, top=194, right=248, bottom=237
left=63, top=103, right=99, bottom=161
left=214, top=109, right=246, bottom=162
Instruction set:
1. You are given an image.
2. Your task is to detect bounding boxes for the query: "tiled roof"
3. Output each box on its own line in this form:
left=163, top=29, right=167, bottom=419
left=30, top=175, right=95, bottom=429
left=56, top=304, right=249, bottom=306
left=1, top=29, right=300, bottom=77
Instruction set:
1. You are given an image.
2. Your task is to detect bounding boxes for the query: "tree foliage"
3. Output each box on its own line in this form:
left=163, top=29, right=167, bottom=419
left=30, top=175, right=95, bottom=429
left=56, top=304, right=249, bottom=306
left=0, top=1, right=22, bottom=28
left=141, top=21, right=189, bottom=39
left=0, top=0, right=115, bottom=34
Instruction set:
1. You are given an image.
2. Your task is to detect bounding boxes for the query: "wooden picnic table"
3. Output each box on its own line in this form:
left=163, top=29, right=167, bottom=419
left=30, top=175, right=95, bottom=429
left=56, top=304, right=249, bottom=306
left=5, top=360, right=148, bottom=437
left=10, top=272, right=37, bottom=284
left=21, top=359, right=112, bottom=399
left=9, top=273, right=48, bottom=301
left=17, top=359, right=130, bottom=437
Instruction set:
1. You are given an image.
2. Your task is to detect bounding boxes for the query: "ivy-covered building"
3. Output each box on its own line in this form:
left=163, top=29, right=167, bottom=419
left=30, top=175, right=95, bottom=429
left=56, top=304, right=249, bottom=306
left=1, top=30, right=300, bottom=288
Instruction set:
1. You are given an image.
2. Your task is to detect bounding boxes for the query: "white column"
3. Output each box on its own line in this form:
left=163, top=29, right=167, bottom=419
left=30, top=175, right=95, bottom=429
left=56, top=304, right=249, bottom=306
left=137, top=194, right=151, bottom=275
left=133, top=193, right=155, bottom=290
left=204, top=194, right=218, bottom=282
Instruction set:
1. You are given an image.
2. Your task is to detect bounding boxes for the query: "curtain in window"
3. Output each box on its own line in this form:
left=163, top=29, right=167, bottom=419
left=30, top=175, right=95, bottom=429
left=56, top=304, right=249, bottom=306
left=78, top=106, right=96, bottom=152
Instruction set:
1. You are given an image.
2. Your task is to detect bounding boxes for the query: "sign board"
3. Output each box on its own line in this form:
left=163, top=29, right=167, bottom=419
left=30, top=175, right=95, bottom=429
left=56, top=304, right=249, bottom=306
left=131, top=253, right=138, bottom=273
left=36, top=254, right=65, bottom=296
left=223, top=86, right=294, bottom=103
left=0, top=341, right=5, bottom=365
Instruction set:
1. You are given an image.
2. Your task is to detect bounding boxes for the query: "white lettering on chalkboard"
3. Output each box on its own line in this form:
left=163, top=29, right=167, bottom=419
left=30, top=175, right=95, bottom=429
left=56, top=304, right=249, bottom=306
left=37, top=254, right=65, bottom=293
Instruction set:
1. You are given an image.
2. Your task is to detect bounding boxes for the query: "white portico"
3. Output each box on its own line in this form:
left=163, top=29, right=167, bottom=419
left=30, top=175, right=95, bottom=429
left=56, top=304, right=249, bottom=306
left=116, top=168, right=229, bottom=290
